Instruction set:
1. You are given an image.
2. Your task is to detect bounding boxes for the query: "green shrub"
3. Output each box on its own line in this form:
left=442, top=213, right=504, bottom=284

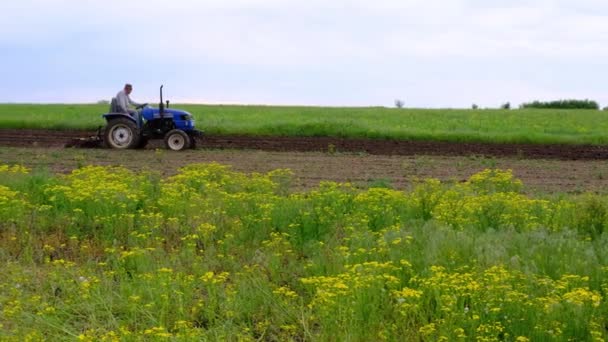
left=574, top=194, right=607, bottom=238
left=521, top=99, right=600, bottom=110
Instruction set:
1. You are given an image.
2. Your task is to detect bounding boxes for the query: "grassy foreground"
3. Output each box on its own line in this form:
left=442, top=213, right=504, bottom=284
left=1, top=104, right=608, bottom=145
left=1, top=164, right=607, bottom=340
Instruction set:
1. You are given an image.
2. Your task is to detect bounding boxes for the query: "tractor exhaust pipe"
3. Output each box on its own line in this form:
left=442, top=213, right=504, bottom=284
left=159, top=85, right=164, bottom=115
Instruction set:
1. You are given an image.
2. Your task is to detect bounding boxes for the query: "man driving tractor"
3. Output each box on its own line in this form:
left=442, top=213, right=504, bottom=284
left=116, top=83, right=142, bottom=122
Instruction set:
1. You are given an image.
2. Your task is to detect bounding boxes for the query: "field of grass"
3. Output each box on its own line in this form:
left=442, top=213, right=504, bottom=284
left=1, top=163, right=607, bottom=340
left=1, top=104, right=608, bottom=145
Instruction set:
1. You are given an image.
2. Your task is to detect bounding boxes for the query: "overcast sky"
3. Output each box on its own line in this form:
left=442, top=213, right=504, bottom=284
left=1, top=0, right=607, bottom=107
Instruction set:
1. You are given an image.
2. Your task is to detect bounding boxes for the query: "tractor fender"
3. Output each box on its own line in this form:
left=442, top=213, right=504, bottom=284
left=103, top=113, right=137, bottom=123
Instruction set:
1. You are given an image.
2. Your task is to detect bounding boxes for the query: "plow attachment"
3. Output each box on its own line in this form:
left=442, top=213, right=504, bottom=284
left=65, top=127, right=104, bottom=148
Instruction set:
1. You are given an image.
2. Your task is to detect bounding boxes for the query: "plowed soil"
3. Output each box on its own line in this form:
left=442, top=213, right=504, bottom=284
left=2, top=128, right=608, bottom=160
left=2, top=147, right=608, bottom=194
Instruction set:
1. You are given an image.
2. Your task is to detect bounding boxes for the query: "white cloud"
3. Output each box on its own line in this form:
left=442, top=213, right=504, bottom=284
left=1, top=0, right=608, bottom=105
left=5, top=0, right=608, bottom=61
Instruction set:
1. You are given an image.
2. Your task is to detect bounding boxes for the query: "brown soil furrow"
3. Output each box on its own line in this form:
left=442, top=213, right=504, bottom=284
left=1, top=128, right=608, bottom=160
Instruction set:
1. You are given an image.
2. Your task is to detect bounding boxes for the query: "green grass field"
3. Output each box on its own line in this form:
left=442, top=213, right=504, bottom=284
left=1, top=104, right=608, bottom=145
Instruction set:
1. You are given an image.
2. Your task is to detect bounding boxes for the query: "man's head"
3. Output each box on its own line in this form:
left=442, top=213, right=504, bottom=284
left=124, top=83, right=133, bottom=95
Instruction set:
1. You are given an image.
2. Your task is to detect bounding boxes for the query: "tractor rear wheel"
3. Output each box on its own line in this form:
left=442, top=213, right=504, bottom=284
left=104, top=119, right=140, bottom=149
left=164, top=129, right=191, bottom=151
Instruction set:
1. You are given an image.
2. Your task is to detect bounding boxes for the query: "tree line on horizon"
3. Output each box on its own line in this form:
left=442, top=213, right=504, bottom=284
left=395, top=99, right=605, bottom=110
left=519, top=99, right=600, bottom=110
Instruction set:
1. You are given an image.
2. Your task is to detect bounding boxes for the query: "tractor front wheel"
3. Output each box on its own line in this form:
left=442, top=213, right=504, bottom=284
left=164, top=129, right=191, bottom=151
left=104, top=119, right=140, bottom=149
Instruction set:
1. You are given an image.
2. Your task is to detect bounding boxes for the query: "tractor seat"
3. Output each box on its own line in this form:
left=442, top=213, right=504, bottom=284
left=109, top=98, right=121, bottom=113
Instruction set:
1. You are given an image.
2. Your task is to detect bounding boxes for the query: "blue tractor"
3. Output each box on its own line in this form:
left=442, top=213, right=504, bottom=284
left=103, top=85, right=202, bottom=150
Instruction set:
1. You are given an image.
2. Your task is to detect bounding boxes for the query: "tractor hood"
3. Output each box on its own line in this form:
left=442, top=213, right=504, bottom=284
left=143, top=107, right=193, bottom=120
left=163, top=108, right=192, bottom=117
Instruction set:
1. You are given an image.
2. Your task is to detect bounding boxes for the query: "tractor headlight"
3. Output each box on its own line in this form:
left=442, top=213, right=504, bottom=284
left=182, top=114, right=192, bottom=120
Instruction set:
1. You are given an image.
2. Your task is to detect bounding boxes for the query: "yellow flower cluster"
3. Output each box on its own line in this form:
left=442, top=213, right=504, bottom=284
left=301, top=261, right=402, bottom=317
left=0, top=185, right=29, bottom=223
left=434, top=190, right=551, bottom=231
left=402, top=266, right=603, bottom=340
left=200, top=271, right=230, bottom=285
left=467, top=168, right=523, bottom=194
left=416, top=169, right=552, bottom=231
left=44, top=165, right=146, bottom=208
left=0, top=164, right=30, bottom=174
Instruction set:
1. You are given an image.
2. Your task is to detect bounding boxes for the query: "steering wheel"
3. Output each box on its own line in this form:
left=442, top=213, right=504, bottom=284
left=136, top=103, right=148, bottom=110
